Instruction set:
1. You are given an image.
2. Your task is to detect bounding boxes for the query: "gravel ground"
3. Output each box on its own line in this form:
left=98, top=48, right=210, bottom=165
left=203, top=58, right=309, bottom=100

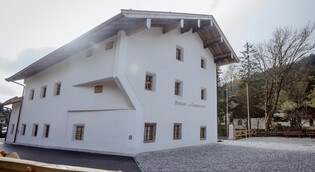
left=135, top=137, right=315, bottom=172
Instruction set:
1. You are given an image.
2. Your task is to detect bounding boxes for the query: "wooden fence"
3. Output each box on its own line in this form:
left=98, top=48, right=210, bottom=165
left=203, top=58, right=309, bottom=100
left=234, top=129, right=256, bottom=139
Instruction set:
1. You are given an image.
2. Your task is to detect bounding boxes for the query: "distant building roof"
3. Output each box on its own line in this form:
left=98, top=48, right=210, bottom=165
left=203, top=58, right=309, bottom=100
left=2, top=96, right=23, bottom=105
left=6, top=9, right=238, bottom=82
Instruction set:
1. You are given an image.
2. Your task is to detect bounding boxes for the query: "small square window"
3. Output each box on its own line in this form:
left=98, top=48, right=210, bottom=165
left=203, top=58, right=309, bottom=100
left=201, top=88, right=207, bottom=100
left=29, top=89, right=35, bottom=100
left=145, top=73, right=156, bottom=91
left=173, top=123, right=182, bottom=140
left=32, top=124, right=38, bottom=137
left=200, top=126, right=206, bottom=140
left=10, top=124, right=15, bottom=134
left=43, top=124, right=50, bottom=138
left=94, top=85, right=103, bottom=93
left=41, top=86, right=47, bottom=98
left=201, top=58, right=206, bottom=69
left=106, top=41, right=114, bottom=50
left=74, top=125, right=84, bottom=141
left=174, top=80, right=183, bottom=96
left=21, top=124, right=26, bottom=136
left=176, top=46, right=184, bottom=61
left=86, top=48, right=93, bottom=57
left=144, top=123, right=156, bottom=143
left=54, top=82, right=61, bottom=96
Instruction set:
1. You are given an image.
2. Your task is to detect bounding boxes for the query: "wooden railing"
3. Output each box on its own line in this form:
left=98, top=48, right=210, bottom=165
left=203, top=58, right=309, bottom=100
left=234, top=129, right=257, bottom=139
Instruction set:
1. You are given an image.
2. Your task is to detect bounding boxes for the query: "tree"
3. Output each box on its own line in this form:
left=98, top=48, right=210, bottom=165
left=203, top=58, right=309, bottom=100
left=255, top=23, right=315, bottom=131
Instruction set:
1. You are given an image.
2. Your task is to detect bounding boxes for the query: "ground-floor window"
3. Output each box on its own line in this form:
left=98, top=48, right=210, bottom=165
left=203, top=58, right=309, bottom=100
left=74, top=125, right=84, bottom=140
left=21, top=124, right=26, bottom=136
left=200, top=126, right=206, bottom=140
left=43, top=124, right=50, bottom=138
left=32, top=124, right=38, bottom=137
left=10, top=124, right=15, bottom=134
left=144, top=123, right=156, bottom=143
left=173, top=123, right=182, bottom=140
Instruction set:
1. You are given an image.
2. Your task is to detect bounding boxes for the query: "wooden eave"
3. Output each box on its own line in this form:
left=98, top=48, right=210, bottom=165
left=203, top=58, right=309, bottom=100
left=6, top=9, right=238, bottom=82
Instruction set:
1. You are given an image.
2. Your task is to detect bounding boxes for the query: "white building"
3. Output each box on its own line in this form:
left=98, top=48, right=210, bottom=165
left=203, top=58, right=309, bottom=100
left=5, top=10, right=238, bottom=156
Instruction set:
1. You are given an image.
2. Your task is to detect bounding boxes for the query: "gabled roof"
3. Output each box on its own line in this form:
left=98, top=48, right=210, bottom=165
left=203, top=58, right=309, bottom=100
left=6, top=9, right=238, bottom=82
left=2, top=96, right=23, bottom=105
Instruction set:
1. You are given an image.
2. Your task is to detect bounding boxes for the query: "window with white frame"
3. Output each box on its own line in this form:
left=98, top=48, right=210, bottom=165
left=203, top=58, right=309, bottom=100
left=201, top=88, right=207, bottom=100
left=173, top=123, right=182, bottom=140
left=74, top=125, right=84, bottom=140
left=32, top=124, right=38, bottom=137
left=43, top=124, right=50, bottom=138
left=144, top=123, right=156, bottom=143
left=200, top=126, right=206, bottom=140
left=176, top=46, right=184, bottom=61
left=10, top=124, right=15, bottom=134
left=21, top=124, right=26, bottom=136
left=174, top=80, right=183, bottom=96
left=201, top=57, right=207, bottom=69
left=29, top=89, right=35, bottom=100
left=41, top=86, right=47, bottom=98
left=145, top=73, right=156, bottom=91
left=54, top=82, right=61, bottom=96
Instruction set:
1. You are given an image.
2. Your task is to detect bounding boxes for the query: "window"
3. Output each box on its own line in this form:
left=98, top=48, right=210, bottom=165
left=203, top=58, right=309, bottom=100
left=174, top=80, right=183, bottom=96
left=86, top=48, right=93, bottom=57
left=106, top=41, right=114, bottom=50
left=74, top=125, right=84, bottom=140
left=32, top=124, right=38, bottom=137
left=94, top=85, right=103, bottom=93
left=173, top=123, right=182, bottom=140
left=200, top=126, right=206, bottom=140
left=10, top=124, right=15, bottom=134
left=144, top=123, right=156, bottom=143
left=29, top=89, right=35, bottom=100
left=176, top=46, right=183, bottom=61
left=21, top=124, right=26, bottom=136
left=201, top=58, right=206, bottom=69
left=43, top=124, right=50, bottom=138
left=41, top=86, right=47, bottom=98
left=54, top=82, right=61, bottom=96
left=201, top=88, right=207, bottom=100
left=238, top=120, right=243, bottom=125
left=145, top=73, right=156, bottom=91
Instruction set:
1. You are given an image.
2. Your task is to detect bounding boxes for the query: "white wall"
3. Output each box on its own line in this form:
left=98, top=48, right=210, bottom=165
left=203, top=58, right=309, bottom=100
left=5, top=102, right=21, bottom=143
left=125, top=28, right=218, bottom=152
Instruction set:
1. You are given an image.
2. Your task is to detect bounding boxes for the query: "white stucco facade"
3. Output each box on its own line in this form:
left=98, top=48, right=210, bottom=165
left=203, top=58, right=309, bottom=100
left=5, top=10, right=238, bottom=156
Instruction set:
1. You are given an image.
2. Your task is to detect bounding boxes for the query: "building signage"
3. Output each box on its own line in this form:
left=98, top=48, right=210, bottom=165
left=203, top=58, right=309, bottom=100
left=174, top=100, right=206, bottom=108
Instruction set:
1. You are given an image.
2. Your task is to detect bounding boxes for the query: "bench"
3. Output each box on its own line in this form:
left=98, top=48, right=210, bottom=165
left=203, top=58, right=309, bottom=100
left=305, top=131, right=315, bottom=138
left=283, top=131, right=303, bottom=138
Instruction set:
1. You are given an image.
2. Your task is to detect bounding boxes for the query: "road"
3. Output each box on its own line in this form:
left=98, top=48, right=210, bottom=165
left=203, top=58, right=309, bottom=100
left=0, top=138, right=140, bottom=171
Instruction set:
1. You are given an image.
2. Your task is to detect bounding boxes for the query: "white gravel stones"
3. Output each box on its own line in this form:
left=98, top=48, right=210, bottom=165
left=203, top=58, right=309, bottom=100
left=135, top=137, right=315, bottom=172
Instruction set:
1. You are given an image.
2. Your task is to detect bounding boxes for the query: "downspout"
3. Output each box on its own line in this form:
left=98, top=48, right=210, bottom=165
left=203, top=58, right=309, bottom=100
left=7, top=81, right=25, bottom=143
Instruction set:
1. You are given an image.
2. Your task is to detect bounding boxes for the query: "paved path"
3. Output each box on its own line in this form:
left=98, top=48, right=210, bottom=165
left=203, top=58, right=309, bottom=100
left=135, top=137, right=315, bottom=172
left=0, top=140, right=140, bottom=172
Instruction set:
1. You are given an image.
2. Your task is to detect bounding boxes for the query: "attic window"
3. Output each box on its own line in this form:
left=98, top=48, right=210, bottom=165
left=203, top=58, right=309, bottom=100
left=86, top=48, right=93, bottom=57
left=106, top=41, right=114, bottom=50
left=41, top=86, right=47, bottom=98
left=94, top=85, right=103, bottom=93
left=175, top=80, right=183, bottom=96
left=145, top=73, right=156, bottom=91
left=176, top=47, right=183, bottom=62
left=29, top=89, right=35, bottom=100
left=201, top=88, right=207, bottom=100
left=201, top=57, right=206, bottom=69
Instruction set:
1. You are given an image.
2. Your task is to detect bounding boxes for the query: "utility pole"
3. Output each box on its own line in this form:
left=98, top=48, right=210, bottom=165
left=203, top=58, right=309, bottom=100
left=246, top=83, right=250, bottom=136
left=226, top=86, right=229, bottom=137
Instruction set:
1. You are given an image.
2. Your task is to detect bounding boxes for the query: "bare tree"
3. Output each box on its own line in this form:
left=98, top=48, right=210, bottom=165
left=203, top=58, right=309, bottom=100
left=255, top=23, right=315, bottom=131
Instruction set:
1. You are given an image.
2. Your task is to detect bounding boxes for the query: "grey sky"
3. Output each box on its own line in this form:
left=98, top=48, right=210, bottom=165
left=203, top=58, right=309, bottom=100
left=0, top=0, right=315, bottom=103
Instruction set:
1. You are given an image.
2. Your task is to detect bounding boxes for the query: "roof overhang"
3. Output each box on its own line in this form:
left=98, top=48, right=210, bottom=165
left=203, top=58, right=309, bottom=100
left=6, top=9, right=238, bottom=82
left=2, top=96, right=23, bottom=105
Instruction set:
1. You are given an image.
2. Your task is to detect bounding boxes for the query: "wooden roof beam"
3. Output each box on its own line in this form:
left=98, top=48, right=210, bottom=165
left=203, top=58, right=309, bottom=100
left=214, top=53, right=233, bottom=63
left=125, top=18, right=151, bottom=36
left=203, top=36, right=223, bottom=48
left=163, top=19, right=184, bottom=34
left=192, top=20, right=213, bottom=33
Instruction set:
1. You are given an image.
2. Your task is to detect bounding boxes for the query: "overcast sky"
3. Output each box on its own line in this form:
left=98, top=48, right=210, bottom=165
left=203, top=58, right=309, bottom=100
left=0, top=0, right=315, bottom=103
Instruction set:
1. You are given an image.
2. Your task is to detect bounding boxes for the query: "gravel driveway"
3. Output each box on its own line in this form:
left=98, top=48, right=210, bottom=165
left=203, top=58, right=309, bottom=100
left=135, top=137, right=315, bottom=172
